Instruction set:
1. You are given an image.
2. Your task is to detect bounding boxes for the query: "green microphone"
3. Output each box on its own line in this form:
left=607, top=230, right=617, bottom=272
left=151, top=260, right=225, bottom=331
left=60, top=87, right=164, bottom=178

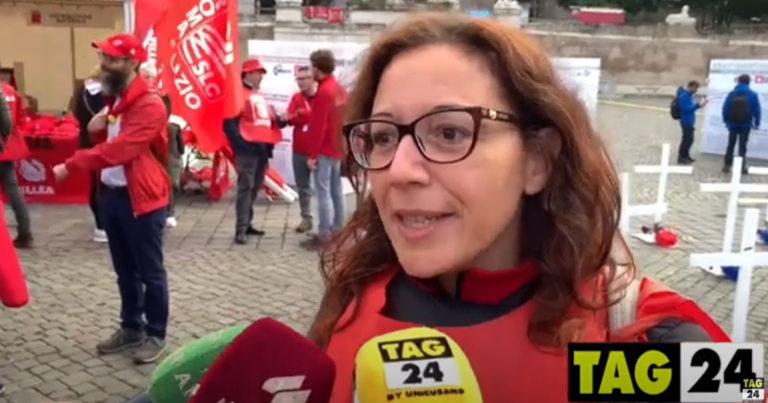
left=147, top=323, right=247, bottom=403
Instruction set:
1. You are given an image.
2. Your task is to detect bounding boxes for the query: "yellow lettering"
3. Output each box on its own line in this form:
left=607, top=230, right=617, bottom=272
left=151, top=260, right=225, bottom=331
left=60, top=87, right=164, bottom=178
left=634, top=351, right=671, bottom=395
left=401, top=342, right=425, bottom=360
left=422, top=339, right=445, bottom=357
left=744, top=379, right=763, bottom=389
left=599, top=351, right=634, bottom=394
left=380, top=343, right=400, bottom=361
left=573, top=351, right=601, bottom=394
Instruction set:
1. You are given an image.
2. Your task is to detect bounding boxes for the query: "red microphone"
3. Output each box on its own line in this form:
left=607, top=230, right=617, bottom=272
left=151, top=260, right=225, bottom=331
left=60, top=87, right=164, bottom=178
left=189, top=317, right=335, bottom=403
left=0, top=209, right=28, bottom=307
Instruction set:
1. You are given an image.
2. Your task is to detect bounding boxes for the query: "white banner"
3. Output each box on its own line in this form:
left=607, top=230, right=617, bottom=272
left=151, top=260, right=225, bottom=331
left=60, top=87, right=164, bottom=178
left=553, top=57, right=601, bottom=117
left=248, top=40, right=600, bottom=186
left=701, top=59, right=768, bottom=159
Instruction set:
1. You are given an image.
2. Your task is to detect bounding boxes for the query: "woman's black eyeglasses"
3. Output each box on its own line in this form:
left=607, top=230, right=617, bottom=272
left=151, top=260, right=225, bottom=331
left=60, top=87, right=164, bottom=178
left=343, top=106, right=518, bottom=171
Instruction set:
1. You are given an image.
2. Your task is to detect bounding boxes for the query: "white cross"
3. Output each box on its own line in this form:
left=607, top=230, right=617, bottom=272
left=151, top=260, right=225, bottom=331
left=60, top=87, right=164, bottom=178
left=619, top=172, right=667, bottom=236
left=699, top=157, right=768, bottom=273
left=632, top=143, right=693, bottom=225
left=689, top=208, right=763, bottom=342
left=743, top=165, right=768, bottom=225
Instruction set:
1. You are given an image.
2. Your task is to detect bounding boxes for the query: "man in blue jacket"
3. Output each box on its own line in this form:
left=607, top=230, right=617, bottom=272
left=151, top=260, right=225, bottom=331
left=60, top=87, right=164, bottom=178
left=722, top=74, right=761, bottom=174
left=675, top=80, right=706, bottom=164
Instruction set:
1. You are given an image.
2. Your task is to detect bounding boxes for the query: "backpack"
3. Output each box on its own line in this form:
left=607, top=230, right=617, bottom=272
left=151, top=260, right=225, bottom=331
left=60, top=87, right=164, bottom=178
left=726, top=93, right=752, bottom=124
left=669, top=96, right=681, bottom=120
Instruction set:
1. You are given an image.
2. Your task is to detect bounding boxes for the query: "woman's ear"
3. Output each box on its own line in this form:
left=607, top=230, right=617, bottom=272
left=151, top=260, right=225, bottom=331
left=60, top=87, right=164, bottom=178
left=523, top=127, right=561, bottom=196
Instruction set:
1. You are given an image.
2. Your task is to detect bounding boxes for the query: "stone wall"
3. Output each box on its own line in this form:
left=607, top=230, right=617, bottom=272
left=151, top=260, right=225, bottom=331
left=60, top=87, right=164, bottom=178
left=245, top=7, right=768, bottom=88
left=529, top=29, right=768, bottom=86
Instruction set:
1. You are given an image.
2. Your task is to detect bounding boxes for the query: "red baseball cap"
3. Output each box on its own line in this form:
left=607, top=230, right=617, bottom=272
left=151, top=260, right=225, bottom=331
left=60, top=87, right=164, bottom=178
left=242, top=58, right=267, bottom=74
left=92, top=33, right=148, bottom=63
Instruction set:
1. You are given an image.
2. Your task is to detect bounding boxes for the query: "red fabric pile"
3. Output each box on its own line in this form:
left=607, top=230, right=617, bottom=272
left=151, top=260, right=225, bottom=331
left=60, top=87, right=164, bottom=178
left=18, top=114, right=80, bottom=137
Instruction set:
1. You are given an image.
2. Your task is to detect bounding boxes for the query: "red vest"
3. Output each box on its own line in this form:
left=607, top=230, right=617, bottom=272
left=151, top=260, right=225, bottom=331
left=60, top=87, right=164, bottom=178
left=325, top=270, right=730, bottom=403
left=239, top=88, right=282, bottom=145
left=0, top=81, right=29, bottom=161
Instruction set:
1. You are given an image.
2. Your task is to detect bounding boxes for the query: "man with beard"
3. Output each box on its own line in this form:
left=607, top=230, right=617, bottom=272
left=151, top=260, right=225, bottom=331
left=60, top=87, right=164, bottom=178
left=223, top=58, right=286, bottom=244
left=53, top=33, right=171, bottom=364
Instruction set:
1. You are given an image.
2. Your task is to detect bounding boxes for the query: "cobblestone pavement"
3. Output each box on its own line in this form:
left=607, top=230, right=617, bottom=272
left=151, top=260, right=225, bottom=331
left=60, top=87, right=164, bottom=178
left=2, top=102, right=768, bottom=402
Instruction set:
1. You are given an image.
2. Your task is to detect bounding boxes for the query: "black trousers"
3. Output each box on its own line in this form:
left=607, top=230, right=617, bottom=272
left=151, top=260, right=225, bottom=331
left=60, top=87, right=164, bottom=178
left=677, top=126, right=695, bottom=160
left=90, top=172, right=102, bottom=230
left=724, top=127, right=752, bottom=167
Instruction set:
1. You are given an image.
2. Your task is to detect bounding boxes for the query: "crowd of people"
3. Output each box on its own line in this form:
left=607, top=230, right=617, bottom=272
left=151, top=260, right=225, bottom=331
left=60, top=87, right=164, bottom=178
left=226, top=50, right=347, bottom=248
left=0, top=31, right=349, bottom=394
left=674, top=74, right=762, bottom=173
left=0, top=13, right=744, bottom=403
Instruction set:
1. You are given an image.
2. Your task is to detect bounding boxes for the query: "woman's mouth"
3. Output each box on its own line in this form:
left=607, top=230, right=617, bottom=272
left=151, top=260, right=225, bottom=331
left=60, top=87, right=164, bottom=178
left=398, top=214, right=451, bottom=228
left=394, top=211, right=454, bottom=240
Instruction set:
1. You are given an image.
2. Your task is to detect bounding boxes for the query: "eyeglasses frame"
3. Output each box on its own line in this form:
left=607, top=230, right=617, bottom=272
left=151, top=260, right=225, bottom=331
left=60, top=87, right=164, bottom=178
left=343, top=106, right=519, bottom=171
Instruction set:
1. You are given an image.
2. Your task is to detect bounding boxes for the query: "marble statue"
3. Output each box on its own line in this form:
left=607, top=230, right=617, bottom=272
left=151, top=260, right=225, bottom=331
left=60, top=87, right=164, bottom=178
left=665, top=5, right=696, bottom=26
left=494, top=0, right=522, bottom=13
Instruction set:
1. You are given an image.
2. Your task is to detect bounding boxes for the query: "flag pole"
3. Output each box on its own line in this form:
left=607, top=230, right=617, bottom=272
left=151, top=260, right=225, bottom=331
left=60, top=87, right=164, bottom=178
left=123, top=0, right=134, bottom=33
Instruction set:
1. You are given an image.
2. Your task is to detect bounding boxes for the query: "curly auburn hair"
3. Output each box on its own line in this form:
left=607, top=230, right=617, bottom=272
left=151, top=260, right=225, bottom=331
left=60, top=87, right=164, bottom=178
left=308, top=14, right=634, bottom=349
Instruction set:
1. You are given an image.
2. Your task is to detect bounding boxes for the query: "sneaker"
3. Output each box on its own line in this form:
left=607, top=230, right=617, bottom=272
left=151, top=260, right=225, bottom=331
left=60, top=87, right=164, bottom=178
left=165, top=216, right=178, bottom=229
left=234, top=233, right=248, bottom=245
left=245, top=225, right=265, bottom=236
left=133, top=336, right=166, bottom=364
left=722, top=166, right=731, bottom=174
left=13, top=233, right=33, bottom=249
left=295, top=218, right=313, bottom=233
left=0, top=381, right=5, bottom=395
left=96, top=328, right=145, bottom=355
left=299, top=234, right=329, bottom=251
left=93, top=229, right=108, bottom=243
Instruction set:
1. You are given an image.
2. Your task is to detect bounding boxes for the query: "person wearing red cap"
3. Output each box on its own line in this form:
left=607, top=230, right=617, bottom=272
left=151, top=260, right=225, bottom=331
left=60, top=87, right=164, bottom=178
left=0, top=69, right=33, bottom=248
left=223, top=57, right=286, bottom=244
left=52, top=33, right=171, bottom=364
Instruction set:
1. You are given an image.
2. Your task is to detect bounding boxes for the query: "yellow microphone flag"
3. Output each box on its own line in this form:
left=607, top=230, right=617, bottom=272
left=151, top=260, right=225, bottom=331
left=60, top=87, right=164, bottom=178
left=353, top=327, right=483, bottom=403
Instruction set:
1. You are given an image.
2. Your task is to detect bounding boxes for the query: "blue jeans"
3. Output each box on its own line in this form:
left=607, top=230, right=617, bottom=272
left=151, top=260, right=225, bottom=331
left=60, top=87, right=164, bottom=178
left=100, top=186, right=169, bottom=339
left=314, top=155, right=345, bottom=237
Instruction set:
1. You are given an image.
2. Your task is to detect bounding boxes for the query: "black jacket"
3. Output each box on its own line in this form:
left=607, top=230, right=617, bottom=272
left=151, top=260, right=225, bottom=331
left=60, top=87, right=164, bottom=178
left=73, top=80, right=106, bottom=149
left=0, top=92, right=11, bottom=145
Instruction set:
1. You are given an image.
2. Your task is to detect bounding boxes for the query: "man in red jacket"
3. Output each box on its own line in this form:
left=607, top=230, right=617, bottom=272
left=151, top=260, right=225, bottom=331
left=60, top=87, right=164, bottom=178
left=301, top=50, right=346, bottom=250
left=53, top=33, right=170, bottom=364
left=286, top=66, right=316, bottom=233
left=0, top=74, right=33, bottom=248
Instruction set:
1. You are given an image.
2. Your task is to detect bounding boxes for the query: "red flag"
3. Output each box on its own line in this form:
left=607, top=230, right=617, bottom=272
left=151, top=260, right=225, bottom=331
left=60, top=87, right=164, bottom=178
left=155, top=0, right=241, bottom=153
left=133, top=0, right=168, bottom=41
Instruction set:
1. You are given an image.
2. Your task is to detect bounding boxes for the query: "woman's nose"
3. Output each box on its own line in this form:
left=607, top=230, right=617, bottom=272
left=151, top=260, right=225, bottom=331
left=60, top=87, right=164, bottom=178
left=386, top=136, right=430, bottom=185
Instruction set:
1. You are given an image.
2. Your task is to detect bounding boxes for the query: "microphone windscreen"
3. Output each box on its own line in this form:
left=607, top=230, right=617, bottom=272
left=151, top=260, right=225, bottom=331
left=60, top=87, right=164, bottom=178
left=189, top=317, right=336, bottom=403
left=147, top=324, right=248, bottom=403
left=354, top=327, right=482, bottom=403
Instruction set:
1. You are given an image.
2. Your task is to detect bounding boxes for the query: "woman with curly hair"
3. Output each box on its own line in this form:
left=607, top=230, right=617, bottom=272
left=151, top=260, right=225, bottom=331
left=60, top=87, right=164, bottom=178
left=307, top=14, right=729, bottom=402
